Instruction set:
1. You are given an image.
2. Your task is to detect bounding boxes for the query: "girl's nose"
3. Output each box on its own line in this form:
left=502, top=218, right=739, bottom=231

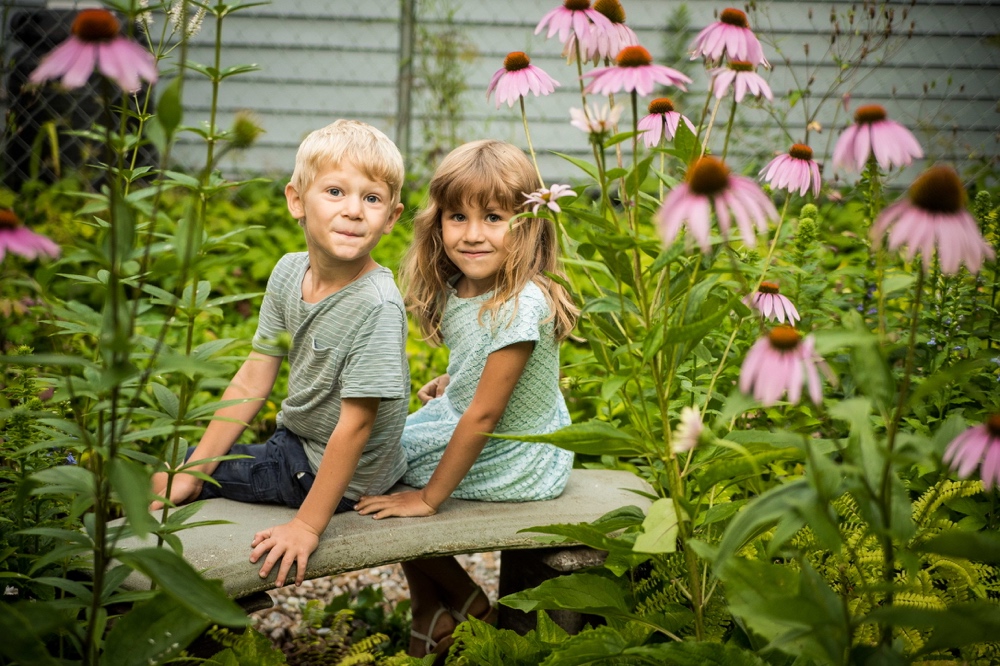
left=464, top=219, right=486, bottom=241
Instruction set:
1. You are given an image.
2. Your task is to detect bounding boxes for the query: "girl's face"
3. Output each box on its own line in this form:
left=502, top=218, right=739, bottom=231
left=440, top=199, right=514, bottom=298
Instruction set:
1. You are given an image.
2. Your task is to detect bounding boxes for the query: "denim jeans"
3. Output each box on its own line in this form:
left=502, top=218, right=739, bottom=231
left=190, top=427, right=355, bottom=512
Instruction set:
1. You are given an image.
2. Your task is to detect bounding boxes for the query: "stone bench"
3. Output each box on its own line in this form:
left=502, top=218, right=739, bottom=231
left=121, top=469, right=653, bottom=628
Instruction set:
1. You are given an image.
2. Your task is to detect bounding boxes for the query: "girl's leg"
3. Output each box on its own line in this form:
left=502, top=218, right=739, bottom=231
left=407, top=556, right=493, bottom=623
left=401, top=560, right=455, bottom=658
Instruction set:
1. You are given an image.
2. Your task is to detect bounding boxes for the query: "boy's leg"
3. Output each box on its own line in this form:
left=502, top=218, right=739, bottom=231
left=193, top=429, right=315, bottom=508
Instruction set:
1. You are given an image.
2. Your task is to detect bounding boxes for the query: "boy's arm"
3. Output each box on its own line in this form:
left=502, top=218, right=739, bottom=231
left=355, top=341, right=533, bottom=519
left=248, top=396, right=379, bottom=586
left=151, top=351, right=282, bottom=509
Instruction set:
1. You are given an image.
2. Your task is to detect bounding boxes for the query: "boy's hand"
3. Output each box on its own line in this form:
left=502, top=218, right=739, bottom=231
left=149, top=471, right=204, bottom=511
left=249, top=517, right=321, bottom=587
left=417, top=374, right=450, bottom=404
left=354, top=490, right=437, bottom=519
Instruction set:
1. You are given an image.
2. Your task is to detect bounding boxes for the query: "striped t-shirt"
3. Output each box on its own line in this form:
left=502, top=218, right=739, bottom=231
left=252, top=252, right=409, bottom=500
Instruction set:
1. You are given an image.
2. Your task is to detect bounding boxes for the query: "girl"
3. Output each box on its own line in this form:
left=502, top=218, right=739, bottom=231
left=355, top=140, right=578, bottom=659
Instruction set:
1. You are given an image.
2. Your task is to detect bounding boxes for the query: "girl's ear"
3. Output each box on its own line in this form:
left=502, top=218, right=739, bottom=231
left=285, top=182, right=305, bottom=220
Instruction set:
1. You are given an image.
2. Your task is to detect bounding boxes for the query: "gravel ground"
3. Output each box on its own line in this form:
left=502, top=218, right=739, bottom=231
left=251, top=551, right=500, bottom=648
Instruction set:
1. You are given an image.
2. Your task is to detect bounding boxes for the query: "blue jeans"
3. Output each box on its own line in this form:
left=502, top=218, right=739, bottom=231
left=189, top=427, right=355, bottom=512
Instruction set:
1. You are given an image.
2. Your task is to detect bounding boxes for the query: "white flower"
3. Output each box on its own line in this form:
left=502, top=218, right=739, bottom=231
left=569, top=102, right=624, bottom=136
left=523, top=184, right=575, bottom=214
left=167, top=2, right=207, bottom=37
left=672, top=406, right=703, bottom=456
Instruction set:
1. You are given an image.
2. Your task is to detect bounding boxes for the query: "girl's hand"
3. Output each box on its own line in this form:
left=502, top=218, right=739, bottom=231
left=249, top=517, right=321, bottom=587
left=417, top=375, right=450, bottom=404
left=354, top=490, right=437, bottom=519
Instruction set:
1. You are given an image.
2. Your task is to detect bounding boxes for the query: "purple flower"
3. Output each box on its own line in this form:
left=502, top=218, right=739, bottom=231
left=569, top=102, right=624, bottom=136
left=524, top=184, right=576, bottom=214
left=673, top=406, right=704, bottom=456
left=637, top=98, right=696, bottom=148
left=582, top=45, right=691, bottom=97
left=744, top=282, right=801, bottom=324
left=29, top=9, right=158, bottom=93
left=486, top=52, right=560, bottom=109
left=657, top=156, right=778, bottom=251
left=759, top=144, right=822, bottom=197
left=832, top=104, right=923, bottom=172
left=740, top=326, right=824, bottom=406
left=943, top=415, right=1000, bottom=490
left=536, top=0, right=614, bottom=47
left=690, top=8, right=768, bottom=67
left=873, top=165, right=994, bottom=275
left=710, top=60, right=772, bottom=102
left=0, top=209, right=60, bottom=262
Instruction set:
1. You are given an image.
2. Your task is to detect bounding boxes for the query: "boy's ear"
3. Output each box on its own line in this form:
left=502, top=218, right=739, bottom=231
left=383, top=202, right=404, bottom=235
left=285, top=182, right=305, bottom=220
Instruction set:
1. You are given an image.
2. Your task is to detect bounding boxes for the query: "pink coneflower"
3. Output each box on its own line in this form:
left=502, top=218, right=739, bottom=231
left=710, top=61, right=772, bottom=102
left=690, top=8, right=768, bottom=67
left=873, top=165, right=994, bottom=275
left=536, top=0, right=614, bottom=48
left=657, top=156, right=778, bottom=251
left=637, top=98, right=696, bottom=147
left=486, top=52, right=560, bottom=109
left=943, top=415, right=1000, bottom=490
left=739, top=326, right=824, bottom=406
left=744, top=282, right=801, bottom=324
left=0, top=209, right=60, bottom=262
left=569, top=102, right=624, bottom=136
left=524, top=184, right=576, bottom=214
left=582, top=45, right=691, bottom=97
left=832, top=104, right=923, bottom=172
left=585, top=0, right=639, bottom=62
left=759, top=144, right=822, bottom=197
left=29, top=8, right=158, bottom=93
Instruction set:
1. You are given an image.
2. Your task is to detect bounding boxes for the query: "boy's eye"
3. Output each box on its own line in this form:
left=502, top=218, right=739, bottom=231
left=365, top=194, right=381, bottom=204
left=327, top=187, right=342, bottom=196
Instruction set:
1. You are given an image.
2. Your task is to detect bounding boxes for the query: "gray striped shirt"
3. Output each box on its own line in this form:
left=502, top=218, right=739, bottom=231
left=252, top=252, right=408, bottom=500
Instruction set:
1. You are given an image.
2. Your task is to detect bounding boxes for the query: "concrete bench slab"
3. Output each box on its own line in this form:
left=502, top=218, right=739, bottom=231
left=120, top=469, right=653, bottom=601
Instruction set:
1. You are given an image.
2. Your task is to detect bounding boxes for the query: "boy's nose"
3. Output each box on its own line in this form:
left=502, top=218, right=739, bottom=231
left=343, top=195, right=363, bottom=218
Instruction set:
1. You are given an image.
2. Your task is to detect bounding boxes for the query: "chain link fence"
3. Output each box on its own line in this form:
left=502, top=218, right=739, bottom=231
left=2, top=0, right=998, bottom=191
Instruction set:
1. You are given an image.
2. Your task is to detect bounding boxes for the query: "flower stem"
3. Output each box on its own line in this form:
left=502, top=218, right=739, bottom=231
left=721, top=96, right=739, bottom=161
left=520, top=96, right=544, bottom=185
left=700, top=96, right=723, bottom=157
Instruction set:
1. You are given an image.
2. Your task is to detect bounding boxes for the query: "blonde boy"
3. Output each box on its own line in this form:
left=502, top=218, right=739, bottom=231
left=152, top=120, right=408, bottom=586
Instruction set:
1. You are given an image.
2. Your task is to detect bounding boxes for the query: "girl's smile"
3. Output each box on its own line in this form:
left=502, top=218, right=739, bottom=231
left=441, top=201, right=513, bottom=298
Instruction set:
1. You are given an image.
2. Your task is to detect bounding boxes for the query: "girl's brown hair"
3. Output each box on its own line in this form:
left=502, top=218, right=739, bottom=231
left=402, top=140, right=578, bottom=344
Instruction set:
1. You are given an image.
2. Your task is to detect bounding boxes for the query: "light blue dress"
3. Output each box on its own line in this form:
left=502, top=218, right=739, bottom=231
left=401, top=281, right=574, bottom=501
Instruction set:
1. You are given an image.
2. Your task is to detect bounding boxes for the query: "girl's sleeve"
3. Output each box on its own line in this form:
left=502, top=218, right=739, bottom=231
left=486, top=287, right=549, bottom=354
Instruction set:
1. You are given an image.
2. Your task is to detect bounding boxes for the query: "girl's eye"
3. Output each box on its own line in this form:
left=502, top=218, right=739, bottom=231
left=486, top=214, right=504, bottom=223
left=450, top=213, right=466, bottom=222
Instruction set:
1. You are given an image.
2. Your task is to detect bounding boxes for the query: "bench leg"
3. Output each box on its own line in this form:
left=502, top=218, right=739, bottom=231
left=497, top=547, right=606, bottom=635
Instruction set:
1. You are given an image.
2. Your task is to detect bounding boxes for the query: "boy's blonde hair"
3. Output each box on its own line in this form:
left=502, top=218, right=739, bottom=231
left=402, top=140, right=578, bottom=344
left=290, top=119, right=404, bottom=206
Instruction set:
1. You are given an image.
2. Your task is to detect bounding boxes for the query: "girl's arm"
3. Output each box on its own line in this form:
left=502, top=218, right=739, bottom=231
left=355, top=341, right=534, bottom=519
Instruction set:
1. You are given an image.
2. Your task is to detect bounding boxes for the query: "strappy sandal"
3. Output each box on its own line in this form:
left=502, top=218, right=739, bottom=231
left=410, top=605, right=455, bottom=659
left=450, top=588, right=499, bottom=626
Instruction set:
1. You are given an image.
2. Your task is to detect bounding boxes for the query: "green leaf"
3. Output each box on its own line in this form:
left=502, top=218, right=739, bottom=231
left=497, top=421, right=647, bottom=457
left=625, top=641, right=769, bottom=665
left=501, top=573, right=627, bottom=616
left=915, top=530, right=1000, bottom=564
left=552, top=151, right=599, bottom=180
left=151, top=382, right=179, bottom=419
left=30, top=465, right=95, bottom=497
left=632, top=498, right=678, bottom=553
left=0, top=603, right=64, bottom=666
left=157, top=77, right=183, bottom=136
left=715, top=479, right=814, bottom=564
left=101, top=592, right=209, bottom=666
left=543, top=625, right=636, bottom=665
left=109, top=457, right=158, bottom=538
left=863, top=602, right=1000, bottom=653
left=115, top=548, right=248, bottom=626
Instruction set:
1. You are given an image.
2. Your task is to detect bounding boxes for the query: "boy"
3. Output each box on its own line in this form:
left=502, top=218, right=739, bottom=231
left=151, top=119, right=409, bottom=587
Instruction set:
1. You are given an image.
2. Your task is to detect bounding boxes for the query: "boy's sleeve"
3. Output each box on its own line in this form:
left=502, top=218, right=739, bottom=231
left=252, top=257, right=289, bottom=357
left=486, top=289, right=547, bottom=354
left=340, top=302, right=408, bottom=400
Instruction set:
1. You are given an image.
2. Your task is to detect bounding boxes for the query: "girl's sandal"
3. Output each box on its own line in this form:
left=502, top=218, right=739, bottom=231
left=411, top=606, right=455, bottom=659
left=450, top=588, right=499, bottom=626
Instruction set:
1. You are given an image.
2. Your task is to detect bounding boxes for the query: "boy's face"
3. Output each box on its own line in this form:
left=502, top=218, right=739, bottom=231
left=285, top=161, right=403, bottom=267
